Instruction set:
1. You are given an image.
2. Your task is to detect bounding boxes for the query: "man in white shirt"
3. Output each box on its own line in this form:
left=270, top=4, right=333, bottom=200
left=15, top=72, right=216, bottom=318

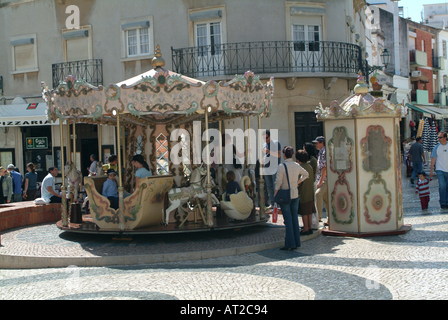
left=41, top=167, right=62, bottom=203
left=430, top=131, right=448, bottom=209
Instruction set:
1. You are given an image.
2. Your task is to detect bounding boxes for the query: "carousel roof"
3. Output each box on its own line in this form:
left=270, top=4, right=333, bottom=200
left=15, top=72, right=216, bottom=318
left=41, top=45, right=274, bottom=127
left=315, top=73, right=407, bottom=120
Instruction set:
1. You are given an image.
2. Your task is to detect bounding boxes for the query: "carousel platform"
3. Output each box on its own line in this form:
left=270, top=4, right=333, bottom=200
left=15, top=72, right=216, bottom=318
left=55, top=210, right=269, bottom=235
left=0, top=210, right=323, bottom=269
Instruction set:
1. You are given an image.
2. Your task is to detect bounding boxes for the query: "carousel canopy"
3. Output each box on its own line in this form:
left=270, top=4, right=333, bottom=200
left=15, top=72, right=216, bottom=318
left=315, top=73, right=407, bottom=120
left=41, top=45, right=274, bottom=127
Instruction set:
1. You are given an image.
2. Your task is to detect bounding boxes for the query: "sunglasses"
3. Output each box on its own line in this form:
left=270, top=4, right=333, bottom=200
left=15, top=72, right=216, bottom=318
left=439, top=136, right=446, bottom=139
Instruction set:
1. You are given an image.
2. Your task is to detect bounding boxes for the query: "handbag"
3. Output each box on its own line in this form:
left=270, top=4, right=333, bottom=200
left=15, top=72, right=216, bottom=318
left=274, top=163, right=291, bottom=205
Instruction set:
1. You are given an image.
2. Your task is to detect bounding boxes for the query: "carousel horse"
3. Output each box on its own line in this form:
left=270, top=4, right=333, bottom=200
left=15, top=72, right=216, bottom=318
left=64, top=162, right=83, bottom=202
left=163, top=165, right=219, bottom=226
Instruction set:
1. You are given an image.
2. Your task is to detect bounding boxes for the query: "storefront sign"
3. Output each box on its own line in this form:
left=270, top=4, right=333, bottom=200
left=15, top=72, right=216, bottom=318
left=27, top=137, right=48, bottom=150
left=0, top=120, right=54, bottom=127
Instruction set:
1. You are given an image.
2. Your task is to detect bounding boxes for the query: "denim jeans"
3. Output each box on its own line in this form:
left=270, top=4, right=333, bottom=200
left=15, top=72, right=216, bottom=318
left=265, top=174, right=277, bottom=205
left=436, top=170, right=448, bottom=207
left=280, top=197, right=301, bottom=249
left=411, top=161, right=423, bottom=181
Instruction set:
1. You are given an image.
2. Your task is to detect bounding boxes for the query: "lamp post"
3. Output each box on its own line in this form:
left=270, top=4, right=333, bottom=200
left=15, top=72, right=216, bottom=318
left=364, top=48, right=392, bottom=90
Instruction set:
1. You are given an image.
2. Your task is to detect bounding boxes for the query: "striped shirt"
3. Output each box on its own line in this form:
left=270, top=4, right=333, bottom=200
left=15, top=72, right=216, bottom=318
left=416, top=178, right=430, bottom=197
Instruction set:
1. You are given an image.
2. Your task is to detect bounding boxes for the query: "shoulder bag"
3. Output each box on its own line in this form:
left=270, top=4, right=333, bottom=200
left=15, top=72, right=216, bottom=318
left=274, top=163, right=291, bottom=205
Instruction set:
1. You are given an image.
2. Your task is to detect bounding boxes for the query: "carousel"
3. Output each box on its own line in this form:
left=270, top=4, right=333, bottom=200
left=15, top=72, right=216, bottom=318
left=41, top=46, right=274, bottom=235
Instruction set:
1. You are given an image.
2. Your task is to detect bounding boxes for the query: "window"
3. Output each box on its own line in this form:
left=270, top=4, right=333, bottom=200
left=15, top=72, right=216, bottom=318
left=121, top=18, right=153, bottom=59
left=293, top=24, right=320, bottom=51
left=10, top=34, right=38, bottom=73
left=62, top=27, right=92, bottom=62
left=126, top=27, right=150, bottom=57
left=195, top=21, right=222, bottom=56
left=443, top=40, right=447, bottom=59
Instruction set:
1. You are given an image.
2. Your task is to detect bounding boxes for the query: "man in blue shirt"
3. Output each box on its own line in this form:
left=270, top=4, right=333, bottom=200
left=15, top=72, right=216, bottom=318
left=262, top=130, right=281, bottom=209
left=7, top=164, right=23, bottom=202
left=409, top=137, right=425, bottom=185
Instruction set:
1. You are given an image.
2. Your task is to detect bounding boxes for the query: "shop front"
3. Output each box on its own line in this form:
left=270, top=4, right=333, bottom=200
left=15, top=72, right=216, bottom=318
left=0, top=103, right=57, bottom=179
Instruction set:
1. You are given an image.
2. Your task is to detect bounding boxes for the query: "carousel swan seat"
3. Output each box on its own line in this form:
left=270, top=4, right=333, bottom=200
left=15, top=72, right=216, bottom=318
left=220, top=191, right=254, bottom=221
left=84, top=175, right=173, bottom=230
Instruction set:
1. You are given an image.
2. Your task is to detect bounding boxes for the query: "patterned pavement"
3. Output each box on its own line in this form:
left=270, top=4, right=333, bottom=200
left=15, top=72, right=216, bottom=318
left=0, top=164, right=447, bottom=301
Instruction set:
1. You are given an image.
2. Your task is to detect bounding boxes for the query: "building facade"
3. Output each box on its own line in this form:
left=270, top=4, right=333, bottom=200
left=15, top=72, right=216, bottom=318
left=0, top=0, right=368, bottom=178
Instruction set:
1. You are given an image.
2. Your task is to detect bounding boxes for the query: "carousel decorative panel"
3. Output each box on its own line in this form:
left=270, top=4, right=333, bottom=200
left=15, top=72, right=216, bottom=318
left=328, top=126, right=355, bottom=225
left=357, top=120, right=397, bottom=231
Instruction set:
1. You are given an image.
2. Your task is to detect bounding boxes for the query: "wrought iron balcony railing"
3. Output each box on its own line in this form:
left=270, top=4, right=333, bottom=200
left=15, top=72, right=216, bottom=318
left=172, top=41, right=363, bottom=78
left=52, top=59, right=103, bottom=88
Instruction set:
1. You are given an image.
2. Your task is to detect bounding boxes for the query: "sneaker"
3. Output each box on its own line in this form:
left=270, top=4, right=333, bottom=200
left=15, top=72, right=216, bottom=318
left=410, top=178, right=414, bottom=184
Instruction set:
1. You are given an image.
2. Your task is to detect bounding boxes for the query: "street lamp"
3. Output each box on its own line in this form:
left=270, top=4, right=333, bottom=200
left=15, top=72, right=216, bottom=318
left=363, top=48, right=392, bottom=88
left=380, top=48, right=391, bottom=69
left=368, top=48, right=391, bottom=74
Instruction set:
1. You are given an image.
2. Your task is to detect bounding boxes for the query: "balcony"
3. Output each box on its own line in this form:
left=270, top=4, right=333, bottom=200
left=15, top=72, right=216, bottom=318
left=434, top=92, right=447, bottom=106
left=410, top=50, right=427, bottom=67
left=172, top=41, right=363, bottom=79
left=433, top=56, right=445, bottom=70
left=411, top=89, right=429, bottom=104
left=52, top=59, right=103, bottom=89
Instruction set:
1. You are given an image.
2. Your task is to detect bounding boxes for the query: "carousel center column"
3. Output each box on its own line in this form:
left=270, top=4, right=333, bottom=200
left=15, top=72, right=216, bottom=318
left=115, top=110, right=126, bottom=231
left=59, top=118, right=68, bottom=227
left=204, top=106, right=214, bottom=227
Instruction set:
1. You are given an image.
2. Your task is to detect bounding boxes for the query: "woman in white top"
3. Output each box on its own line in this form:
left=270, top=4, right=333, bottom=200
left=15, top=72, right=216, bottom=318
left=274, top=146, right=309, bottom=251
left=132, top=154, right=152, bottom=185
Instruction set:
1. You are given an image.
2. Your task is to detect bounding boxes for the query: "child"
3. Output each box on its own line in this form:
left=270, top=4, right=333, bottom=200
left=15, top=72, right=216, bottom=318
left=102, top=169, right=119, bottom=209
left=225, top=171, right=241, bottom=201
left=415, top=171, right=431, bottom=210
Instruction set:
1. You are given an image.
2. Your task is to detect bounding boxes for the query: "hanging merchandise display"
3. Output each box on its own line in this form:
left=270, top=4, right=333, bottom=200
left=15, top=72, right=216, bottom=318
left=417, top=119, right=424, bottom=138
left=422, top=118, right=431, bottom=152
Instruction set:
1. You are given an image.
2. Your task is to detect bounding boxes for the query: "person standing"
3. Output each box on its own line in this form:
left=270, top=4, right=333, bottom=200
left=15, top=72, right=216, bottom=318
left=409, top=137, right=425, bottom=185
left=0, top=167, right=13, bottom=204
left=430, top=131, right=448, bottom=209
left=415, top=172, right=431, bottom=211
left=313, top=136, right=329, bottom=226
left=274, top=146, right=309, bottom=251
left=262, top=130, right=282, bottom=209
left=23, top=163, right=38, bottom=201
left=7, top=164, right=23, bottom=202
left=41, top=167, right=62, bottom=203
left=296, top=150, right=315, bottom=235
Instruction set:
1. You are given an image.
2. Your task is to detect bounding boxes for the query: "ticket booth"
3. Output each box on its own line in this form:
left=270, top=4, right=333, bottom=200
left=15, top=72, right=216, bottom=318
left=315, top=74, right=412, bottom=237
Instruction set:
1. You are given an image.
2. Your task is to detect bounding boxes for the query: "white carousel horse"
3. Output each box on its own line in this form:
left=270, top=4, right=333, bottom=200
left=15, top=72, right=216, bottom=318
left=64, top=162, right=83, bottom=202
left=163, top=165, right=219, bottom=226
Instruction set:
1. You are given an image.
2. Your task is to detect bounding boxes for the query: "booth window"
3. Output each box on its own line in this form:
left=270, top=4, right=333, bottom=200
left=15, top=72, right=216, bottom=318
left=10, top=34, right=38, bottom=73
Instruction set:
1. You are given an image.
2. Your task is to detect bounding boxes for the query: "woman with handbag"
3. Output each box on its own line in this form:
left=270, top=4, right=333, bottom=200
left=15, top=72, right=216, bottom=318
left=274, top=146, right=309, bottom=251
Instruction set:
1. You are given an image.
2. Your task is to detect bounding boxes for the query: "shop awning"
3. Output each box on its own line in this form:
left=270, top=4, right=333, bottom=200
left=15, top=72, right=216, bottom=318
left=406, top=103, right=447, bottom=120
left=0, top=103, right=59, bottom=127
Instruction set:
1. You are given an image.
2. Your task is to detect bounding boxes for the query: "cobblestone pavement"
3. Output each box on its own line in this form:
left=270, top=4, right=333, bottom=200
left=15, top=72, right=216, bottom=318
left=0, top=165, right=447, bottom=301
